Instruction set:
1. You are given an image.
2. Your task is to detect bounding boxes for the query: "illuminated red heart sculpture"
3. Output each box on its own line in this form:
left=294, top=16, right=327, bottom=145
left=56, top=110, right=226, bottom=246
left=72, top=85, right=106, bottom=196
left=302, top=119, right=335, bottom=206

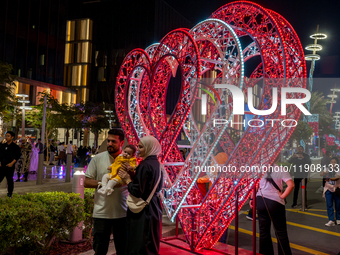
left=115, top=1, right=306, bottom=251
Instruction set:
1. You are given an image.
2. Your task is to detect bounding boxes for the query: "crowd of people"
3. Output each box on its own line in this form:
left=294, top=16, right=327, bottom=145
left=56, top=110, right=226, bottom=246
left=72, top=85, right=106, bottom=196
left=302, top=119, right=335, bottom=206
left=0, top=131, right=100, bottom=196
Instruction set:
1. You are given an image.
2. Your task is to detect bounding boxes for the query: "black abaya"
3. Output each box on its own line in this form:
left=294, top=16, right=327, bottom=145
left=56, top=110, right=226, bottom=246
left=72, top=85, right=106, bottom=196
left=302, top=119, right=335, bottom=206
left=126, top=155, right=163, bottom=255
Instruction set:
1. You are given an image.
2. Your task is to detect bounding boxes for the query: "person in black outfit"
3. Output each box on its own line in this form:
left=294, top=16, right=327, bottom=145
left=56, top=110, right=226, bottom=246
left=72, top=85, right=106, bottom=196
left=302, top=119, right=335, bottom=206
left=35, top=138, right=43, bottom=154
left=49, top=140, right=57, bottom=165
left=78, top=146, right=88, bottom=167
left=288, top=145, right=311, bottom=208
left=119, top=135, right=163, bottom=255
left=0, top=131, right=21, bottom=198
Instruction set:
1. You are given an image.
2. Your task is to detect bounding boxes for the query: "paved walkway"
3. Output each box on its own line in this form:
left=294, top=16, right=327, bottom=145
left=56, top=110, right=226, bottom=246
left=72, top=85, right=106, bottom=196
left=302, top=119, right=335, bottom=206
left=0, top=164, right=74, bottom=197
left=78, top=215, right=184, bottom=255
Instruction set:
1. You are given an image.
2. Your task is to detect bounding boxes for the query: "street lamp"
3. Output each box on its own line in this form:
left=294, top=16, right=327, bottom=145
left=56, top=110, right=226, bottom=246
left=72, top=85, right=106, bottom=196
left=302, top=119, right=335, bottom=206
left=327, top=86, right=340, bottom=113
left=104, top=109, right=114, bottom=129
left=305, top=29, right=327, bottom=88
left=302, top=27, right=327, bottom=157
left=304, top=27, right=327, bottom=110
left=0, top=116, right=3, bottom=138
left=16, top=94, right=32, bottom=138
left=334, top=113, right=340, bottom=129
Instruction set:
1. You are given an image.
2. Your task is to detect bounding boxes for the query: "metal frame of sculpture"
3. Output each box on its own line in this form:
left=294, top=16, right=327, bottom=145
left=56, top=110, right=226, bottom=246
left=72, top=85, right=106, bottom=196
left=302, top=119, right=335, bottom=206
left=115, top=1, right=306, bottom=251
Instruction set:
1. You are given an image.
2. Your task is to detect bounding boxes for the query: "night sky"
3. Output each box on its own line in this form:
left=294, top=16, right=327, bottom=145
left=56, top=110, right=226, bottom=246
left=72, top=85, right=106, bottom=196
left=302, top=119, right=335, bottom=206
left=165, top=0, right=340, bottom=109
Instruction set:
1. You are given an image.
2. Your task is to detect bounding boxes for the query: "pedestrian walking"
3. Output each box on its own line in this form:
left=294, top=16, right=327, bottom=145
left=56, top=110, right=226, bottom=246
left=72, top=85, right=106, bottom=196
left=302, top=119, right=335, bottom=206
left=66, top=141, right=74, bottom=164
left=49, top=140, right=56, bottom=165
left=58, top=142, right=66, bottom=165
left=35, top=138, right=43, bottom=154
left=288, top=145, right=311, bottom=208
left=0, top=131, right=22, bottom=198
left=320, top=157, right=340, bottom=227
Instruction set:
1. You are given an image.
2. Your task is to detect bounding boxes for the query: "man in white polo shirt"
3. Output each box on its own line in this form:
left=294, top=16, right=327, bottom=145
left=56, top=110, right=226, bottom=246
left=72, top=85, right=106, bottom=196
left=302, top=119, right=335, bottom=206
left=84, top=129, right=128, bottom=255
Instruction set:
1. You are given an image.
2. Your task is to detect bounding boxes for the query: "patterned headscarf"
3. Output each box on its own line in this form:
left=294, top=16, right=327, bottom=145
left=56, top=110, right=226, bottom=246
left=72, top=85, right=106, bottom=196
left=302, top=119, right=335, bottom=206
left=139, top=135, right=162, bottom=159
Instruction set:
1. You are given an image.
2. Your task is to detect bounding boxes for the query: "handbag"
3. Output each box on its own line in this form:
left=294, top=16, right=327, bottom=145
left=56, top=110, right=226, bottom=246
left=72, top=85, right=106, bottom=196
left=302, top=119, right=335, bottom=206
left=126, top=162, right=162, bottom=213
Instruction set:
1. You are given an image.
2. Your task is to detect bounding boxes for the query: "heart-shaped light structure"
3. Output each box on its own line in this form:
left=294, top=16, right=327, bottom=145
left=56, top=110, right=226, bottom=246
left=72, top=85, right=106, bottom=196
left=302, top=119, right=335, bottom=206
left=115, top=1, right=306, bottom=251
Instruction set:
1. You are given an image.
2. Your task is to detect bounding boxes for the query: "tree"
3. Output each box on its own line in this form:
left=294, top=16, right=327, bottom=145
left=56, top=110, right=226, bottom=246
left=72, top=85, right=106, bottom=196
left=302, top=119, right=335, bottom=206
left=75, top=102, right=108, bottom=147
left=25, top=92, right=65, bottom=161
left=309, top=91, right=335, bottom=137
left=290, top=91, right=335, bottom=147
left=289, top=121, right=314, bottom=145
left=58, top=103, right=81, bottom=145
left=0, top=62, right=18, bottom=134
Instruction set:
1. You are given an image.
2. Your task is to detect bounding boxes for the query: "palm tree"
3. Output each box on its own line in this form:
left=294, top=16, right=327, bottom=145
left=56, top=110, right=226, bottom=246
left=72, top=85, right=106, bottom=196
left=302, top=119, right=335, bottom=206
left=289, top=91, right=335, bottom=147
left=309, top=91, right=335, bottom=137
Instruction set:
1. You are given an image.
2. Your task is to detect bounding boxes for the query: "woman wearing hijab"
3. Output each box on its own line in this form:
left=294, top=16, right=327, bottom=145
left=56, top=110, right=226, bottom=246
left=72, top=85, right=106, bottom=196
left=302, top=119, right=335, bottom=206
left=119, top=135, right=163, bottom=255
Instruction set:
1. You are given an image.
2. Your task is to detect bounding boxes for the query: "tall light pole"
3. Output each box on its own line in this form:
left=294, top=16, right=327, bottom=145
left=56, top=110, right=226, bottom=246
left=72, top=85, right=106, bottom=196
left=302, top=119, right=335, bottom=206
left=305, top=26, right=327, bottom=94
left=328, top=95, right=337, bottom=113
left=300, top=28, right=327, bottom=211
left=16, top=94, right=32, bottom=138
left=37, top=95, right=47, bottom=185
left=0, top=116, right=3, bottom=138
left=303, top=26, right=327, bottom=153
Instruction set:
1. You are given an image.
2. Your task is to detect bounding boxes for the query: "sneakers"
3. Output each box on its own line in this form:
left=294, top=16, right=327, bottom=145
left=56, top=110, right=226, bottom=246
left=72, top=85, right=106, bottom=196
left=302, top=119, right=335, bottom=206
left=246, top=215, right=253, bottom=220
left=325, top=220, right=335, bottom=227
left=337, top=220, right=340, bottom=225
left=291, top=203, right=297, bottom=208
left=7, top=194, right=12, bottom=199
left=246, top=213, right=258, bottom=221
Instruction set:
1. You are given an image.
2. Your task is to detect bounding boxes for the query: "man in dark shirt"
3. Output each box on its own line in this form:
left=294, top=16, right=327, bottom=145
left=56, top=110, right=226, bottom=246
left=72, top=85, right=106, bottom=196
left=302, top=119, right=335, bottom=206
left=288, top=145, right=311, bottom=208
left=0, top=131, right=21, bottom=198
left=36, top=138, right=43, bottom=154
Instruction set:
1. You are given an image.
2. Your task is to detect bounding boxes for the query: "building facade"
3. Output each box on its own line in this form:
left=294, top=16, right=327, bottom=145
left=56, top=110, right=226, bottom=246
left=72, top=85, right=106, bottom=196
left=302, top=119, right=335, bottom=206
left=0, top=0, right=76, bottom=106
left=1, top=0, right=193, bottom=145
left=67, top=0, right=192, bottom=106
left=0, top=0, right=77, bottom=139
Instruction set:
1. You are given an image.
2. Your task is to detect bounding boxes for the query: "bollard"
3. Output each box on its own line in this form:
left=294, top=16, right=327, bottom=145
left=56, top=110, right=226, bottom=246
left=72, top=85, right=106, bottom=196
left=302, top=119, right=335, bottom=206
left=36, top=153, right=44, bottom=185
left=66, top=153, right=72, bottom=182
left=70, top=168, right=85, bottom=242
left=301, top=178, right=306, bottom=211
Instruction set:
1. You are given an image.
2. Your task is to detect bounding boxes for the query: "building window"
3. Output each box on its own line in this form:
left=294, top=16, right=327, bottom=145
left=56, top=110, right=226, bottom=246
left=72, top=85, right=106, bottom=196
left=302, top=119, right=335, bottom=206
left=39, top=55, right=45, bottom=66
